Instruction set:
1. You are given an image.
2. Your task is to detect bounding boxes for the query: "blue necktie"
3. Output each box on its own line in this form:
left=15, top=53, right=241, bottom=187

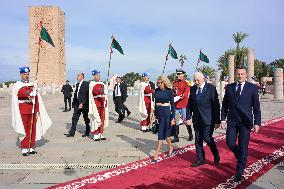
left=236, top=83, right=242, bottom=99
left=196, top=87, right=202, bottom=100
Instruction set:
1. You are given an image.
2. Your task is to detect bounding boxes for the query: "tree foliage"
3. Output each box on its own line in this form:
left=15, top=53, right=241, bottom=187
left=121, top=72, right=143, bottom=87
left=198, top=65, right=216, bottom=79
left=179, top=54, right=187, bottom=69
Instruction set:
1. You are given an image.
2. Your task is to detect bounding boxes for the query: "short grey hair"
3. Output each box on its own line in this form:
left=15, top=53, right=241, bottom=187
left=193, top=72, right=204, bottom=79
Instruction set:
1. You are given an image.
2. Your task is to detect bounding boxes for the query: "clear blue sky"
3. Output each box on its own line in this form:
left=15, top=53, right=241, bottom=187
left=0, top=0, right=283, bottom=82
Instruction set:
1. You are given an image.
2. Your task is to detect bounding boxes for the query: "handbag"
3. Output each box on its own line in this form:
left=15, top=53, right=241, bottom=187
left=151, top=121, right=159, bottom=134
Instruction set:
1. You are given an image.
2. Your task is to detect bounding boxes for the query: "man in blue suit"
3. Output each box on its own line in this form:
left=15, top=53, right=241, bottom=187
left=221, top=66, right=261, bottom=182
left=186, top=72, right=220, bottom=167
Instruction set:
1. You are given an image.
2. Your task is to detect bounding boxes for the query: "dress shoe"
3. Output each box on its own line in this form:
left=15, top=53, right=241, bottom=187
left=82, top=133, right=89, bottom=137
left=22, top=153, right=29, bottom=156
left=214, top=155, right=220, bottom=164
left=191, top=161, right=204, bottom=167
left=127, top=112, right=131, bottom=117
left=28, top=151, right=37, bottom=155
left=115, top=120, right=122, bottom=123
left=63, top=109, right=68, bottom=112
left=233, top=173, right=243, bottom=182
left=142, top=129, right=150, bottom=133
left=100, top=137, right=106, bottom=140
left=65, top=133, right=75, bottom=137
left=188, top=134, right=193, bottom=141
left=68, top=108, right=71, bottom=111
left=151, top=159, right=158, bottom=163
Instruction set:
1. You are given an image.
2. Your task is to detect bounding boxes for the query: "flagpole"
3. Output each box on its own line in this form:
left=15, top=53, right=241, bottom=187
left=28, top=19, right=42, bottom=155
left=107, top=35, right=114, bottom=84
left=162, top=43, right=170, bottom=75
left=196, top=48, right=202, bottom=71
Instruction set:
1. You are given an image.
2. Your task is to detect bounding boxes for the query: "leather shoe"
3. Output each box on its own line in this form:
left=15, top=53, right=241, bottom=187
left=29, top=151, right=37, bottom=154
left=22, top=153, right=29, bottom=156
left=188, top=134, right=193, bottom=141
left=214, top=155, right=220, bottom=164
left=233, top=173, right=243, bottom=182
left=127, top=112, right=131, bottom=117
left=65, top=133, right=75, bottom=137
left=82, top=133, right=89, bottom=137
left=191, top=161, right=204, bottom=167
left=115, top=120, right=122, bottom=123
left=63, top=109, right=68, bottom=112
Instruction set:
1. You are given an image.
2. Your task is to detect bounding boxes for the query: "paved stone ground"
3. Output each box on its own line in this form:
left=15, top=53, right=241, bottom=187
left=0, top=91, right=283, bottom=189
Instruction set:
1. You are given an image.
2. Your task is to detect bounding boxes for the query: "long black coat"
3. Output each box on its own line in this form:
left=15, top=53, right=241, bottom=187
left=61, top=84, right=73, bottom=97
left=72, top=81, right=89, bottom=110
left=113, top=82, right=128, bottom=102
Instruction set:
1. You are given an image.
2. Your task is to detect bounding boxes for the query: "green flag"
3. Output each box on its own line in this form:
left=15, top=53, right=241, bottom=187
left=40, top=26, right=55, bottom=47
left=199, top=51, right=209, bottom=63
left=111, top=37, right=124, bottom=55
left=168, top=44, right=178, bottom=59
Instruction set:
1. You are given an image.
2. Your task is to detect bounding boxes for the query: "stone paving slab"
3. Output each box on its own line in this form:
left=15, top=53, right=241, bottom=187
left=0, top=92, right=283, bottom=189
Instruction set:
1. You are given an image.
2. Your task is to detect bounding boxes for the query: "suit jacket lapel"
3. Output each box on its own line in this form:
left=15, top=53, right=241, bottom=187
left=240, top=82, right=249, bottom=98
left=199, top=82, right=209, bottom=99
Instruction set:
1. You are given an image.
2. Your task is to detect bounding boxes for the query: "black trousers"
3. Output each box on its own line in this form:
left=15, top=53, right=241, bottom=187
left=70, top=103, right=90, bottom=135
left=194, top=117, right=219, bottom=162
left=226, top=121, right=250, bottom=175
left=114, top=96, right=128, bottom=121
left=64, top=96, right=71, bottom=110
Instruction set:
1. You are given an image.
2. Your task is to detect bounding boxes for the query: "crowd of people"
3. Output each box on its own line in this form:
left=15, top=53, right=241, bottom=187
left=11, top=66, right=261, bottom=182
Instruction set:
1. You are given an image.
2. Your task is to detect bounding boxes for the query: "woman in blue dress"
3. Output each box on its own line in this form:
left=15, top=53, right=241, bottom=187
left=152, top=76, right=176, bottom=162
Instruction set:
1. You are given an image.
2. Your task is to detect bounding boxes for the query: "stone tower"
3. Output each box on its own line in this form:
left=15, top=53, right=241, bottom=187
left=29, top=6, right=66, bottom=85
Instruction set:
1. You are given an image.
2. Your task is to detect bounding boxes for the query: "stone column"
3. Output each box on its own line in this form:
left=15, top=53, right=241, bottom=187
left=214, top=72, right=221, bottom=95
left=247, top=48, right=255, bottom=82
left=42, top=84, right=47, bottom=95
left=51, top=83, right=56, bottom=95
left=228, top=55, right=235, bottom=84
left=274, top=68, right=283, bottom=100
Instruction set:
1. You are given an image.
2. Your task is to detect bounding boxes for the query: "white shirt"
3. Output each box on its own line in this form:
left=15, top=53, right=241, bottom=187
left=77, top=80, right=83, bottom=98
left=196, top=81, right=206, bottom=94
left=115, top=83, right=122, bottom=97
left=235, top=81, right=245, bottom=95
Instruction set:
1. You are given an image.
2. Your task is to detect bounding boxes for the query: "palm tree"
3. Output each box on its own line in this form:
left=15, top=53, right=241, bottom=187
left=233, top=32, right=249, bottom=66
left=179, top=54, right=187, bottom=69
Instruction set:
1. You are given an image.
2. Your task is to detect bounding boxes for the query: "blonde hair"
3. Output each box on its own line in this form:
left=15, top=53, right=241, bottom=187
left=157, top=75, right=172, bottom=89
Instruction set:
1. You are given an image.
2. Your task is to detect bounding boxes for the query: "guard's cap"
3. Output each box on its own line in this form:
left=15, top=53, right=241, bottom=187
left=176, top=69, right=186, bottom=74
left=142, top=72, right=150, bottom=77
left=92, top=69, right=100, bottom=75
left=19, top=67, right=30, bottom=74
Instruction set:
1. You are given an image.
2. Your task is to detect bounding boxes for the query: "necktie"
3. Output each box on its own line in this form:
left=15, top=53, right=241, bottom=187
left=196, top=87, right=202, bottom=100
left=116, top=85, right=119, bottom=96
left=236, top=83, right=242, bottom=99
left=75, top=82, right=80, bottom=99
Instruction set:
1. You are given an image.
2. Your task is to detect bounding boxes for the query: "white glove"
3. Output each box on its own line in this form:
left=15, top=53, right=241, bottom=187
left=174, top=96, right=181, bottom=102
left=29, top=91, right=37, bottom=97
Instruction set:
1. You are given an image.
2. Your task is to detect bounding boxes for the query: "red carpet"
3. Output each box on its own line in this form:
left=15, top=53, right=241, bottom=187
left=48, top=117, right=284, bottom=189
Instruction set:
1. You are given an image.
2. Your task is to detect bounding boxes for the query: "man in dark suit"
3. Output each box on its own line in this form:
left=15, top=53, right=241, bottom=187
left=61, top=80, right=73, bottom=112
left=186, top=72, right=220, bottom=167
left=113, top=76, right=129, bottom=123
left=65, top=73, right=90, bottom=137
left=221, top=66, right=261, bottom=182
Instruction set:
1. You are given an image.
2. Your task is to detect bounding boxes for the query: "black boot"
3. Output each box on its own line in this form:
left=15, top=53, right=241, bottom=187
left=171, top=125, right=179, bottom=143
left=186, top=125, right=193, bottom=141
